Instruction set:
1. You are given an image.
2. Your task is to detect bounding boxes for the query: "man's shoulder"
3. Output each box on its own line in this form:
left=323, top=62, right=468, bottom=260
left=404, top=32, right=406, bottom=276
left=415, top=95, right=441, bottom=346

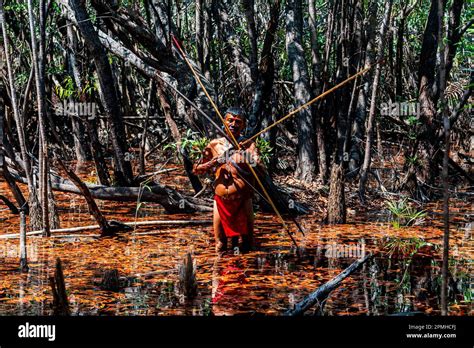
left=209, top=137, right=226, bottom=146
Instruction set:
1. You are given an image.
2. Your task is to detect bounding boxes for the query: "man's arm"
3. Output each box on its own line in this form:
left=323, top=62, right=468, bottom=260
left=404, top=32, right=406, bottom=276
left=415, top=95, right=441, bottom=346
left=192, top=142, right=219, bottom=175
left=242, top=141, right=264, bottom=170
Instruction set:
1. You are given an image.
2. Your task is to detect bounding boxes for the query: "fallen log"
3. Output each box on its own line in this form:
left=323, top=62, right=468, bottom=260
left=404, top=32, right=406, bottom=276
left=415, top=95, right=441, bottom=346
left=46, top=234, right=100, bottom=239
left=8, top=167, right=212, bottom=213
left=0, top=219, right=212, bottom=239
left=0, top=194, right=18, bottom=214
left=285, top=253, right=372, bottom=316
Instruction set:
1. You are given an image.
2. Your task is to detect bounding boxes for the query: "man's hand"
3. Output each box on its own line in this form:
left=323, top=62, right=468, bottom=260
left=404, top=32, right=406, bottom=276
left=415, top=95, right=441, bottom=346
left=193, top=156, right=220, bottom=174
left=204, top=157, right=220, bottom=170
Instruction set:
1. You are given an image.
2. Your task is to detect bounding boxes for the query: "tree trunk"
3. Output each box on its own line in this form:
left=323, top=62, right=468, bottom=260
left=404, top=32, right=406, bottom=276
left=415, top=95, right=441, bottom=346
left=202, top=0, right=211, bottom=81
left=217, top=1, right=252, bottom=100
left=308, top=0, right=326, bottom=181
left=195, top=0, right=204, bottom=71
left=28, top=0, right=59, bottom=236
left=19, top=208, right=29, bottom=272
left=8, top=168, right=212, bottom=213
left=348, top=1, right=378, bottom=177
left=416, top=0, right=444, bottom=188
left=437, top=0, right=449, bottom=316
left=358, top=0, right=392, bottom=201
left=327, top=163, right=346, bottom=224
left=248, top=0, right=280, bottom=135
left=49, top=258, right=70, bottom=315
left=0, top=0, right=42, bottom=229
left=139, top=80, right=155, bottom=176
left=66, top=24, right=88, bottom=172
left=1, top=104, right=27, bottom=212
left=437, top=0, right=464, bottom=102
left=285, top=0, right=316, bottom=182
left=68, top=0, right=133, bottom=186
left=241, top=0, right=258, bottom=83
left=395, top=2, right=416, bottom=99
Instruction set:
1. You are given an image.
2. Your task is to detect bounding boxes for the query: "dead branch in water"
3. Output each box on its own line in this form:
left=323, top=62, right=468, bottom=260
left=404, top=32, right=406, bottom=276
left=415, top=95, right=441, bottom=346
left=285, top=253, right=372, bottom=316
left=0, top=219, right=212, bottom=239
left=49, top=258, right=70, bottom=316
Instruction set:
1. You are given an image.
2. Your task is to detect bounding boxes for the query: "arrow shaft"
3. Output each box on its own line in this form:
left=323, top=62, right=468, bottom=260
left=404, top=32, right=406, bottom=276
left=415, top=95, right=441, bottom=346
left=242, top=65, right=372, bottom=146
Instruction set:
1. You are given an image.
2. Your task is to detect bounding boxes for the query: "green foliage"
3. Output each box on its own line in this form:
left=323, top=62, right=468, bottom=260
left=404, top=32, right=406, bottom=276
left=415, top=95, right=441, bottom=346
left=82, top=77, right=98, bottom=96
left=383, top=236, right=436, bottom=258
left=163, top=130, right=210, bottom=163
left=162, top=141, right=179, bottom=163
left=51, top=1, right=61, bottom=14
left=255, top=137, right=273, bottom=166
left=405, top=155, right=420, bottom=167
left=15, top=72, right=29, bottom=89
left=180, top=129, right=210, bottom=161
left=383, top=236, right=438, bottom=290
left=55, top=76, right=75, bottom=100
left=3, top=2, right=27, bottom=12
left=406, top=115, right=420, bottom=126
left=54, top=74, right=98, bottom=100
left=385, top=197, right=426, bottom=228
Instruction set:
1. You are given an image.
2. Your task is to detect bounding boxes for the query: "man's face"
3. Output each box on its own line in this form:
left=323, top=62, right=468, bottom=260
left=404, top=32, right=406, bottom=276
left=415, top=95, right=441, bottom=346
left=224, top=113, right=245, bottom=138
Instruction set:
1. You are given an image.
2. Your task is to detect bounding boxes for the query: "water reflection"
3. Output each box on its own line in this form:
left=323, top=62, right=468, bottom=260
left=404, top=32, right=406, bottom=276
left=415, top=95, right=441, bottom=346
left=0, top=207, right=472, bottom=316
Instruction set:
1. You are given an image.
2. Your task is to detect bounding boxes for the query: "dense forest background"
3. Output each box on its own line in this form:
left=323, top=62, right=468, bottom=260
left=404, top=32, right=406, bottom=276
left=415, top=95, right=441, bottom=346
left=0, top=0, right=472, bottom=229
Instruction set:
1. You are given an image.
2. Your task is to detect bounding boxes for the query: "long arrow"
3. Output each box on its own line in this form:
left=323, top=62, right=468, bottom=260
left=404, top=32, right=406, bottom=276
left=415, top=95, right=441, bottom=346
left=241, top=63, right=376, bottom=147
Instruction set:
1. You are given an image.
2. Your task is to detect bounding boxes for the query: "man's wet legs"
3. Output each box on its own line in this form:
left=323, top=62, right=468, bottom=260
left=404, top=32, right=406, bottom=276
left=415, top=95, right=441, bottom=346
left=241, top=198, right=255, bottom=252
left=213, top=200, right=227, bottom=253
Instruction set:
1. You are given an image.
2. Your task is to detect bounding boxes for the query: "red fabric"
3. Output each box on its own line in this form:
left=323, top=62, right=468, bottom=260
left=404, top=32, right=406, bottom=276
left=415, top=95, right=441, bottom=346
left=215, top=195, right=250, bottom=237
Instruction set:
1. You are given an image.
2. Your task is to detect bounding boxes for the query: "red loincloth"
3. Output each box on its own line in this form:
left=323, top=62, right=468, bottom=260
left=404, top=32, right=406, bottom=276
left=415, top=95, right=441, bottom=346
left=214, top=195, right=250, bottom=237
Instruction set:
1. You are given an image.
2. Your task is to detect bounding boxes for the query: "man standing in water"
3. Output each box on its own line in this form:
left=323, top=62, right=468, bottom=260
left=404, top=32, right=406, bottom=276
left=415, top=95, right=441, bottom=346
left=193, top=107, right=262, bottom=253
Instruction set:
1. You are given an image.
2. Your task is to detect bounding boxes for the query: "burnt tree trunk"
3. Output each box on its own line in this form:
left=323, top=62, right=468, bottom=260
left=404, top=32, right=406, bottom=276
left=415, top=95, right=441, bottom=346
left=139, top=80, right=155, bottom=176
left=437, top=0, right=449, bottom=316
left=63, top=20, right=111, bottom=185
left=0, top=103, right=27, bottom=212
left=348, top=1, right=378, bottom=177
left=241, top=0, right=258, bottom=83
left=414, top=0, right=444, bottom=191
left=395, top=2, right=416, bottom=99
